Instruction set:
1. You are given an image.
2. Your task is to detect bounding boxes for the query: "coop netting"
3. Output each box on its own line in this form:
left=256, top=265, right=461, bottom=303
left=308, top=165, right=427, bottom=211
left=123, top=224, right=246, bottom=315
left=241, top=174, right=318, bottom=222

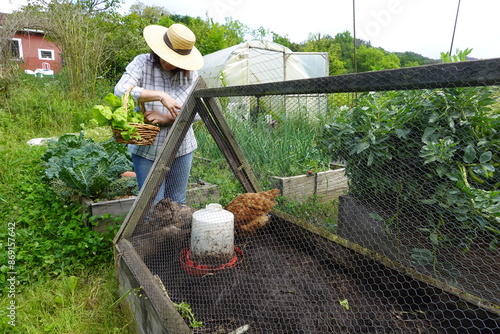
left=115, top=58, right=500, bottom=334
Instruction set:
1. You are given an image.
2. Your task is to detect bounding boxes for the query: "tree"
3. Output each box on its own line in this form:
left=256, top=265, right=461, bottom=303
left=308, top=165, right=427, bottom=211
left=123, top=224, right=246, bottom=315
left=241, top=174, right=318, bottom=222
left=103, top=11, right=149, bottom=81
left=303, top=33, right=346, bottom=75
left=394, top=51, right=438, bottom=67
left=29, top=0, right=121, bottom=13
left=128, top=2, right=169, bottom=23
left=195, top=18, right=245, bottom=55
left=271, top=33, right=302, bottom=52
left=333, top=31, right=373, bottom=73
left=334, top=31, right=355, bottom=73
left=355, top=45, right=400, bottom=72
left=36, top=1, right=117, bottom=98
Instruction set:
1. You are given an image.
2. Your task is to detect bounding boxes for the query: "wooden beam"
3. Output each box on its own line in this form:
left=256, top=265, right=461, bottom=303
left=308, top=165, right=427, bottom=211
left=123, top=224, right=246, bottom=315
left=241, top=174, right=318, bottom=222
left=115, top=77, right=205, bottom=242
left=193, top=58, right=500, bottom=97
left=115, top=239, right=191, bottom=334
left=197, top=82, right=262, bottom=193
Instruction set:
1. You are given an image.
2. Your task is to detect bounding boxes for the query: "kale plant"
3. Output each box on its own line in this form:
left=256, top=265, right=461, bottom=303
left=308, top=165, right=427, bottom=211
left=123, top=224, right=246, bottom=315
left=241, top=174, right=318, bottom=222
left=41, top=133, right=135, bottom=199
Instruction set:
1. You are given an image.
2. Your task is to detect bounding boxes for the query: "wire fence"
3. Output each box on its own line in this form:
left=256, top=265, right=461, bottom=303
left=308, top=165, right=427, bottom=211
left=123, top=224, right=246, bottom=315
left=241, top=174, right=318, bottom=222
left=115, top=58, right=500, bottom=334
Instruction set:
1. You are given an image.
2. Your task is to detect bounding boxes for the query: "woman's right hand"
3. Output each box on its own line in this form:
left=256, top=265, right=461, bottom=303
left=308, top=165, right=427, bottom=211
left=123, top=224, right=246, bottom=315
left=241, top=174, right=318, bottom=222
left=144, top=109, right=176, bottom=126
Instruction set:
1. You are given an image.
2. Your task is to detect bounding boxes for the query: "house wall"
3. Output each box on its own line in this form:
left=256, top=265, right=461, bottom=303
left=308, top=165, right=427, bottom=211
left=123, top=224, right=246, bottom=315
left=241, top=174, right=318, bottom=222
left=14, top=31, right=62, bottom=74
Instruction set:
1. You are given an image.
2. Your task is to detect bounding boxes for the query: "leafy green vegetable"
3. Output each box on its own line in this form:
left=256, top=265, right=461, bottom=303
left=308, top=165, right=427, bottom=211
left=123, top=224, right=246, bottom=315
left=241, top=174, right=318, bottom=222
left=92, top=92, right=147, bottom=140
left=41, top=133, right=135, bottom=199
left=322, top=86, right=499, bottom=249
left=103, top=93, right=121, bottom=108
left=92, top=105, right=113, bottom=126
left=112, top=107, right=128, bottom=123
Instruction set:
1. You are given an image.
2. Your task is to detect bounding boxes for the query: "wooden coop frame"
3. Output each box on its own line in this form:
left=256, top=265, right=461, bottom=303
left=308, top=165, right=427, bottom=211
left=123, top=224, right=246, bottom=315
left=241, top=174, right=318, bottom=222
left=113, top=78, right=264, bottom=334
left=114, top=59, right=500, bottom=333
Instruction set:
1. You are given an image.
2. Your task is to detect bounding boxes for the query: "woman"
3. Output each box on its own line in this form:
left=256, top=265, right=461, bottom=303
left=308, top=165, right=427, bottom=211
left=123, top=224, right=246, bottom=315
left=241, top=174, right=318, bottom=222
left=115, top=23, right=204, bottom=205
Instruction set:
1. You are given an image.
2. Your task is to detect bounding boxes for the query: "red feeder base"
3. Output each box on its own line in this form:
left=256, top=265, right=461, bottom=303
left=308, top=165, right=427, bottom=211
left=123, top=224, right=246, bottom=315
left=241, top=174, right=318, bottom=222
left=180, top=247, right=243, bottom=276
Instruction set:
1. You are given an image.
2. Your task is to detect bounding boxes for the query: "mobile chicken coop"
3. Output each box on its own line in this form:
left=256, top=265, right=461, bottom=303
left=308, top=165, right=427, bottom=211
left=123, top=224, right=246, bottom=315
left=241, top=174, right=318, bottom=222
left=198, top=40, right=329, bottom=120
left=114, top=58, right=500, bottom=333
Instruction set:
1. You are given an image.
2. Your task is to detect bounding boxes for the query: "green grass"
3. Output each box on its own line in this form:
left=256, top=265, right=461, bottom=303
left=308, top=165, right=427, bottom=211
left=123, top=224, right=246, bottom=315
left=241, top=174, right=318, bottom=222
left=194, top=111, right=333, bottom=180
left=0, top=264, right=134, bottom=333
left=0, top=75, right=133, bottom=334
left=0, top=74, right=112, bottom=146
left=277, top=196, right=340, bottom=233
left=0, top=141, right=119, bottom=284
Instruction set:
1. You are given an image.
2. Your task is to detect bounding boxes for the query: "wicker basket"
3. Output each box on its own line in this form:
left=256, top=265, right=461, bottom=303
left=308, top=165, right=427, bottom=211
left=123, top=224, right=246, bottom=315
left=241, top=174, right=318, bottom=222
left=112, top=87, right=160, bottom=146
left=113, top=123, right=160, bottom=145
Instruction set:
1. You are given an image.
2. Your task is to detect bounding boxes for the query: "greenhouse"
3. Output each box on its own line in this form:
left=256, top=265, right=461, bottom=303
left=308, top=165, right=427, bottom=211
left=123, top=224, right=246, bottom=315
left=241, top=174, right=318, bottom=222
left=198, top=40, right=329, bottom=120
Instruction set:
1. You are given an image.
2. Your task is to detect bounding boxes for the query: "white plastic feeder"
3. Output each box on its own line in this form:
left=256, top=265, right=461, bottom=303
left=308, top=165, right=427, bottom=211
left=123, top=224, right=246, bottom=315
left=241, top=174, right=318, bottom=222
left=190, top=203, right=234, bottom=265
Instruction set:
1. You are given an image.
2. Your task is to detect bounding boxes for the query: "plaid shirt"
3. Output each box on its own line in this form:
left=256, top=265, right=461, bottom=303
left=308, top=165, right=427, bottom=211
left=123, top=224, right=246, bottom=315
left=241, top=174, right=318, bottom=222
left=114, top=53, right=199, bottom=160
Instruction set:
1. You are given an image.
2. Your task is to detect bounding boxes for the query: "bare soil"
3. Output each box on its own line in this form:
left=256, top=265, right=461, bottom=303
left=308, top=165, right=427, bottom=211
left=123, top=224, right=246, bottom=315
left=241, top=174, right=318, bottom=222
left=142, top=215, right=500, bottom=334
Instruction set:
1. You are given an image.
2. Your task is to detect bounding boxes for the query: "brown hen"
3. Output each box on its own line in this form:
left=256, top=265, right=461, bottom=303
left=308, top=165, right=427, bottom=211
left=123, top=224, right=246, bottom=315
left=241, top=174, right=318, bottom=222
left=225, top=189, right=280, bottom=234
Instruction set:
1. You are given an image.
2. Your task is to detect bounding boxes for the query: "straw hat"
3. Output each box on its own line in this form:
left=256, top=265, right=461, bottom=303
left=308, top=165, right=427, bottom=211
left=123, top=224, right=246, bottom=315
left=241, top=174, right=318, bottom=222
left=143, top=24, right=204, bottom=71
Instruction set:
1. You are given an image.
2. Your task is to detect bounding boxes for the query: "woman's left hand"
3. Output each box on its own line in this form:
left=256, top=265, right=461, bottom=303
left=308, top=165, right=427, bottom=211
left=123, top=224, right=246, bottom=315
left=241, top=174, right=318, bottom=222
left=143, top=110, right=176, bottom=126
left=159, top=93, right=182, bottom=117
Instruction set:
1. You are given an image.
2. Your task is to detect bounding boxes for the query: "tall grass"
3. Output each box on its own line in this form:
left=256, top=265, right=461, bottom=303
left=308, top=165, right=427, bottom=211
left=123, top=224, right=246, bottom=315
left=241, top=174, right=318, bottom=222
left=0, top=74, right=111, bottom=146
left=0, top=265, right=134, bottom=333
left=195, top=111, right=332, bottom=180
left=193, top=110, right=340, bottom=230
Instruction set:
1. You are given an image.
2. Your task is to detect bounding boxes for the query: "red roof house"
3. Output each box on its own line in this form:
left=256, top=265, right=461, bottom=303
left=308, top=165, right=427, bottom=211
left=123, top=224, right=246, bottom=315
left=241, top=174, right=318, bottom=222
left=1, top=13, right=63, bottom=75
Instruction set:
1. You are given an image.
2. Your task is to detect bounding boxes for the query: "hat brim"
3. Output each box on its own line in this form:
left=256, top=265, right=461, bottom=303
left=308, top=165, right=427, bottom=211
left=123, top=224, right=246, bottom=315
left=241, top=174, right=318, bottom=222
left=143, top=25, right=204, bottom=71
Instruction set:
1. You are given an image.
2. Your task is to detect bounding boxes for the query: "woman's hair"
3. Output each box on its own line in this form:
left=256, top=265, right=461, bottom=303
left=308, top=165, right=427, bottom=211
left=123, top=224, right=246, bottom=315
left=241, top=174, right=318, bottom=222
left=149, top=50, right=189, bottom=76
left=150, top=51, right=162, bottom=68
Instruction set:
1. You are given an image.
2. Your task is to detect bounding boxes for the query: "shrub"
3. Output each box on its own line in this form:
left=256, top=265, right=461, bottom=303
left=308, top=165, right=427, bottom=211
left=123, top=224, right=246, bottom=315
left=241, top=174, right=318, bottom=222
left=322, top=87, right=500, bottom=249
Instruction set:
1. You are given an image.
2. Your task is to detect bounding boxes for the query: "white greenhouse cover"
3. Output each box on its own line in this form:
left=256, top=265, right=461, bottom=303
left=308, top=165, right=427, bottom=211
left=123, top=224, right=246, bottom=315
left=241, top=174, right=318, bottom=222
left=199, top=40, right=329, bottom=88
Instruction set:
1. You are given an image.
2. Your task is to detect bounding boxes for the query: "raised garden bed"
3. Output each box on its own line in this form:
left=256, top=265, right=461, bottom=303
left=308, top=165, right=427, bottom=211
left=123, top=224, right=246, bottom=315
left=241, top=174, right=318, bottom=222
left=272, top=168, right=348, bottom=203
left=83, top=180, right=219, bottom=233
left=82, top=196, right=137, bottom=233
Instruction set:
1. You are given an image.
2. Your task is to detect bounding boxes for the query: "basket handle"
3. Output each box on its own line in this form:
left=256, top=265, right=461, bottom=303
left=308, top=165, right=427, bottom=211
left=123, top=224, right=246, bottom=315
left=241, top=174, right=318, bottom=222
left=123, top=86, right=147, bottom=116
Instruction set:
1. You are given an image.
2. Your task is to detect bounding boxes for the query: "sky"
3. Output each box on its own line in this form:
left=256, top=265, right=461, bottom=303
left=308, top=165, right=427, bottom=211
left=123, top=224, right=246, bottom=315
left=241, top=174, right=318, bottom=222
left=5, top=0, right=500, bottom=60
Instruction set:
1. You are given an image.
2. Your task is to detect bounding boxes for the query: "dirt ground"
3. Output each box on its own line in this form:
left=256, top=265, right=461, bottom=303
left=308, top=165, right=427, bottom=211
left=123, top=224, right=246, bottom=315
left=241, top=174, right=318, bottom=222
left=142, top=216, right=500, bottom=334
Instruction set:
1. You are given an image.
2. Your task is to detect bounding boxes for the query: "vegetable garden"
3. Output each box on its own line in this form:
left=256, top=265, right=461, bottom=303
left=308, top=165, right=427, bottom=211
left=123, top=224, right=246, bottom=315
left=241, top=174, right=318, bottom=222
left=3, top=2, right=498, bottom=333
left=1, top=53, right=499, bottom=333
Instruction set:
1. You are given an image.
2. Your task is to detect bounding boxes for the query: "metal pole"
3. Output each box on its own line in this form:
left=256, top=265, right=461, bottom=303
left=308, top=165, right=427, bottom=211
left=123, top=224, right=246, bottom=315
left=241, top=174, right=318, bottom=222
left=449, top=0, right=461, bottom=56
left=353, top=0, right=357, bottom=73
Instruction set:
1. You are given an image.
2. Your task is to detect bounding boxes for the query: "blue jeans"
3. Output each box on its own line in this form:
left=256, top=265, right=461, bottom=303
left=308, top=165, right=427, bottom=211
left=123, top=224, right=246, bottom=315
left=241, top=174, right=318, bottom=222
left=131, top=152, right=193, bottom=205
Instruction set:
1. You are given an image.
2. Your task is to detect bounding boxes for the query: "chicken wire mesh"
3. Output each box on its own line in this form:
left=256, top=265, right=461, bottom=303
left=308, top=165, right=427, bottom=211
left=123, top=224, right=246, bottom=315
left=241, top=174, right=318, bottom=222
left=114, top=58, right=500, bottom=334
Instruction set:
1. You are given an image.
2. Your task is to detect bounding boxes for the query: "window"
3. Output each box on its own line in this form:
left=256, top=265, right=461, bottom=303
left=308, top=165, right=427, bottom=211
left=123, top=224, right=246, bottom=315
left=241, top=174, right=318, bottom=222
left=38, top=49, right=54, bottom=60
left=11, top=39, right=22, bottom=59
